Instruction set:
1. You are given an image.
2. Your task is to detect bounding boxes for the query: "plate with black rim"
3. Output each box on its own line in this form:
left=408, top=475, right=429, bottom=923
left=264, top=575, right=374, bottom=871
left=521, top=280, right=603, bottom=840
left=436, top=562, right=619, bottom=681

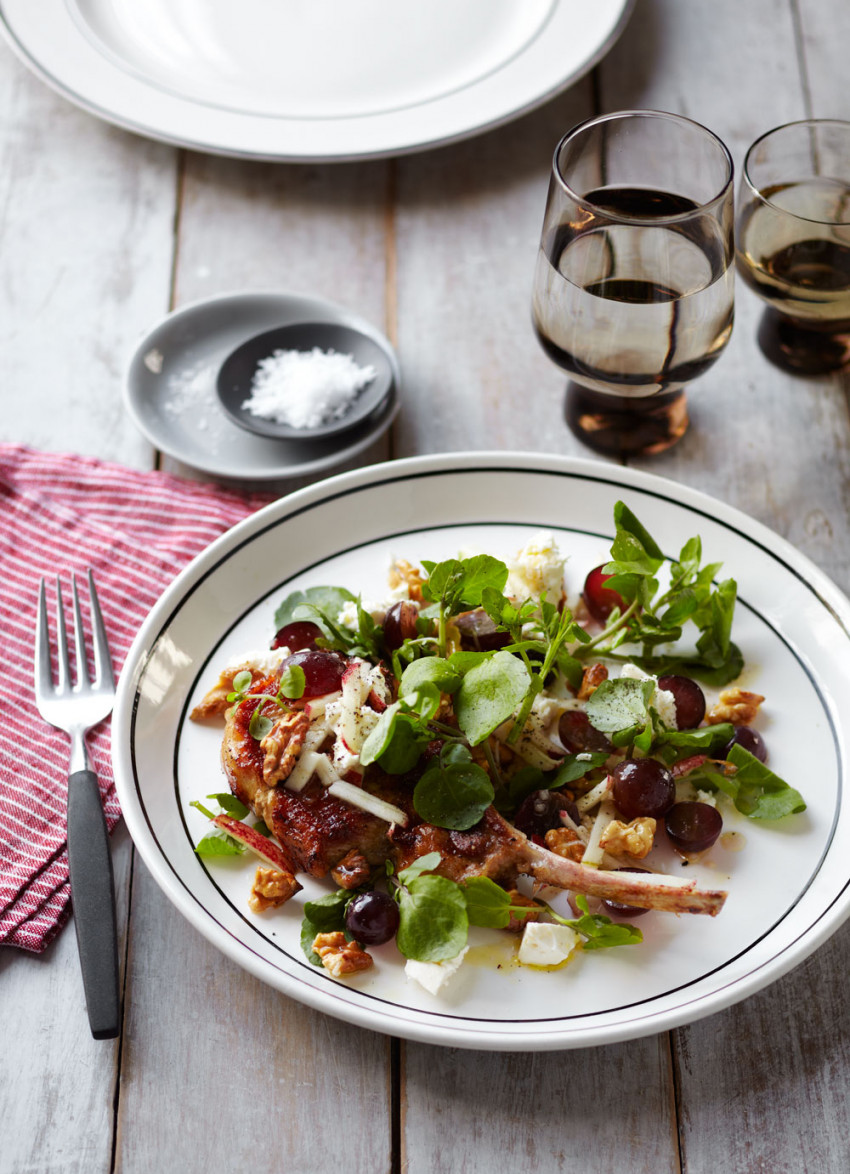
left=111, top=452, right=850, bottom=1051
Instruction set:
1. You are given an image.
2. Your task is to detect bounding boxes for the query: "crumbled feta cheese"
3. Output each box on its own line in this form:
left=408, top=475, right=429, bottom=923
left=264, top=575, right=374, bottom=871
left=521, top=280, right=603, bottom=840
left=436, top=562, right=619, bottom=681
left=506, top=532, right=566, bottom=602
left=620, top=663, right=650, bottom=682
left=695, top=789, right=718, bottom=808
left=405, top=947, right=469, bottom=996
left=518, top=922, right=579, bottom=967
left=385, top=580, right=411, bottom=603
left=224, top=647, right=290, bottom=675
left=654, top=687, right=678, bottom=729
left=575, top=752, right=593, bottom=762
left=336, top=601, right=359, bottom=631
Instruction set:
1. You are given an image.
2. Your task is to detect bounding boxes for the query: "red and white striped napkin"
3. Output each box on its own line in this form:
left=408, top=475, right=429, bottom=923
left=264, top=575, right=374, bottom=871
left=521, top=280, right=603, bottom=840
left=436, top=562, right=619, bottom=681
left=0, top=444, right=273, bottom=952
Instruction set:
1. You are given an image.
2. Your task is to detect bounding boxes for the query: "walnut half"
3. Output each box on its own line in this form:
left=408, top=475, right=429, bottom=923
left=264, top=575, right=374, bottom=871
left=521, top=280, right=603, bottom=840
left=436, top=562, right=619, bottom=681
left=600, top=817, right=656, bottom=859
left=705, top=688, right=765, bottom=726
left=312, top=932, right=374, bottom=978
left=260, top=710, right=310, bottom=786
left=544, top=827, right=585, bottom=863
left=248, top=866, right=302, bottom=913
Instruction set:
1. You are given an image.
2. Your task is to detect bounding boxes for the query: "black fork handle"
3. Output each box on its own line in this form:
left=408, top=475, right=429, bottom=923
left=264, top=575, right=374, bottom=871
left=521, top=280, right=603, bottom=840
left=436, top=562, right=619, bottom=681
left=66, top=770, right=120, bottom=1040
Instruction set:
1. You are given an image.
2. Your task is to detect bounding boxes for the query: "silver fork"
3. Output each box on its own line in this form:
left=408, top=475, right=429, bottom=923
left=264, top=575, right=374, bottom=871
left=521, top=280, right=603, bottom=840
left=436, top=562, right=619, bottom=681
left=34, top=571, right=120, bottom=1040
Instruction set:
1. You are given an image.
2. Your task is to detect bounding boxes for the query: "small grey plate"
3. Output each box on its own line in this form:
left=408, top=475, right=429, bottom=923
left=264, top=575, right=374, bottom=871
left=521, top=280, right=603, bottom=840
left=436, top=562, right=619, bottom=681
left=123, top=291, right=400, bottom=481
left=217, top=321, right=395, bottom=440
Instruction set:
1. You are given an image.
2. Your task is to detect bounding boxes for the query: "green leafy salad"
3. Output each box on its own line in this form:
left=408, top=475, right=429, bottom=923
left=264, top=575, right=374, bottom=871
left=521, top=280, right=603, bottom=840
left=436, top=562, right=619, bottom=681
left=191, top=502, right=806, bottom=992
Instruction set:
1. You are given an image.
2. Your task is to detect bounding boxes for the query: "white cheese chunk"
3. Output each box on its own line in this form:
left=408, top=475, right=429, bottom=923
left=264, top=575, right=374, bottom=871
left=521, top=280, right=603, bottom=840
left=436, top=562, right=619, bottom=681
left=620, top=664, right=678, bottom=730
left=518, top=922, right=579, bottom=968
left=224, top=647, right=291, bottom=675
left=506, top=531, right=566, bottom=602
left=405, top=948, right=469, bottom=996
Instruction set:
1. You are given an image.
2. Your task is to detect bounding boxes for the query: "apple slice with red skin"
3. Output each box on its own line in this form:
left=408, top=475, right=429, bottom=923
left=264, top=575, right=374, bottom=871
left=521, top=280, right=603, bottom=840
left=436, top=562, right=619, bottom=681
left=212, top=812, right=301, bottom=889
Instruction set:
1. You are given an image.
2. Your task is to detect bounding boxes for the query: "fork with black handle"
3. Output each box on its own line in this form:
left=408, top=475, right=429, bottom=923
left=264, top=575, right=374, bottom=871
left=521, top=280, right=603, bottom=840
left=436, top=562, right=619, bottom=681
left=34, top=571, right=120, bottom=1040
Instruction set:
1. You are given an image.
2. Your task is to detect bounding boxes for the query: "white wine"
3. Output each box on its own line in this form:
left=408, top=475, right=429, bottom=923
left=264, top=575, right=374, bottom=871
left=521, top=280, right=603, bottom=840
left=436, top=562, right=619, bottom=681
left=736, top=178, right=850, bottom=326
left=532, top=186, right=734, bottom=399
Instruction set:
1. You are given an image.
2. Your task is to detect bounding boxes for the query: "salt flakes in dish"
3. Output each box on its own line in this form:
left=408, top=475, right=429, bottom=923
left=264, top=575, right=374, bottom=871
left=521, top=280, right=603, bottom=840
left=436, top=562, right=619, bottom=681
left=241, top=347, right=377, bottom=429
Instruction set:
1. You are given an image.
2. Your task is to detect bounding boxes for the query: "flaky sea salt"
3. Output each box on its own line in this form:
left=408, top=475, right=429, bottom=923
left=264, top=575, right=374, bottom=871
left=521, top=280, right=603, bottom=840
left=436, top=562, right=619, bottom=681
left=241, top=347, right=376, bottom=429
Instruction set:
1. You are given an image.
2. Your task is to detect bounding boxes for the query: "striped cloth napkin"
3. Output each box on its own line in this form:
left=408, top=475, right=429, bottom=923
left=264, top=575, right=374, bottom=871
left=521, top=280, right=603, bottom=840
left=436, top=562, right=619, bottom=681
left=0, top=445, right=272, bottom=952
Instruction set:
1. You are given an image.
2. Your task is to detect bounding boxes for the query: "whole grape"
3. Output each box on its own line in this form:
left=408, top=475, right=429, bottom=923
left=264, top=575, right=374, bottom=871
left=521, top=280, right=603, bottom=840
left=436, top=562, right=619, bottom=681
left=582, top=565, right=626, bottom=622
left=611, top=758, right=676, bottom=820
left=345, top=891, right=400, bottom=945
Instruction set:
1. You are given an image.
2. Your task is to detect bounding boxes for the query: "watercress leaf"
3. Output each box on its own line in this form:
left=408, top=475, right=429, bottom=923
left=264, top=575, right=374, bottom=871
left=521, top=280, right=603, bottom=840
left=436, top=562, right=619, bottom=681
left=275, top=585, right=355, bottom=630
left=629, top=644, right=744, bottom=687
left=503, top=765, right=548, bottom=809
left=377, top=713, right=430, bottom=775
left=660, top=590, right=698, bottom=628
left=448, top=649, right=496, bottom=675
left=462, top=876, right=512, bottom=929
left=413, top=760, right=494, bottom=830
left=194, top=829, right=246, bottom=857
left=632, top=720, right=654, bottom=755
left=709, top=578, right=737, bottom=657
left=613, top=501, right=665, bottom=562
left=230, top=669, right=252, bottom=696
left=551, top=752, right=610, bottom=786
left=248, top=705, right=274, bottom=741
left=401, top=680, right=441, bottom=723
left=279, top=663, right=306, bottom=700
left=252, top=819, right=273, bottom=838
left=300, top=891, right=353, bottom=965
left=569, top=896, right=643, bottom=950
left=206, top=792, right=250, bottom=819
left=359, top=701, right=401, bottom=766
left=400, top=656, right=461, bottom=696
left=422, top=558, right=463, bottom=605
left=725, top=745, right=806, bottom=819
left=396, top=875, right=469, bottom=962
left=585, top=677, right=654, bottom=736
left=656, top=723, right=735, bottom=753
left=454, top=650, right=530, bottom=745
left=398, top=851, right=442, bottom=885
left=454, top=555, right=509, bottom=607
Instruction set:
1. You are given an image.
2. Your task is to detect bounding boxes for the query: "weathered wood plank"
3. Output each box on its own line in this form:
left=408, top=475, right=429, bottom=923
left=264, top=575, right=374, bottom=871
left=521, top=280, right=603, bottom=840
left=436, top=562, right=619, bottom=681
left=0, top=822, right=133, bottom=1174
left=159, top=152, right=394, bottom=489
left=115, top=855, right=392, bottom=1174
left=403, top=1035, right=680, bottom=1174
left=0, top=44, right=175, bottom=470
left=392, top=82, right=602, bottom=460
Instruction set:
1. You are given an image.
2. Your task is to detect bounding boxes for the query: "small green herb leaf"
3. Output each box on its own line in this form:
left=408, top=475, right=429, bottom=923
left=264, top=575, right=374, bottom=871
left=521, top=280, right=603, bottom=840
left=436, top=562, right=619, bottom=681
left=396, top=875, right=469, bottom=962
left=206, top=793, right=250, bottom=819
left=454, top=650, right=530, bottom=745
left=275, top=586, right=355, bottom=631
left=279, top=663, right=306, bottom=700
left=413, top=755, right=494, bottom=830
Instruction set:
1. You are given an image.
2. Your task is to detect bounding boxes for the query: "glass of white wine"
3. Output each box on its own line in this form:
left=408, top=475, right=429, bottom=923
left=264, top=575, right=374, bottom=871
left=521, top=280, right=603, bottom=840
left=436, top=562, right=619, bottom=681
left=737, top=119, right=850, bottom=374
left=532, top=110, right=735, bottom=456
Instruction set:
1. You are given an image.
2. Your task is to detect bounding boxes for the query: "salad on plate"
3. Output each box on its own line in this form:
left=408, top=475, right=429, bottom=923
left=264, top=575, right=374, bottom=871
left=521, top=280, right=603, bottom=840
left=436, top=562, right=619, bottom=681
left=188, top=501, right=805, bottom=995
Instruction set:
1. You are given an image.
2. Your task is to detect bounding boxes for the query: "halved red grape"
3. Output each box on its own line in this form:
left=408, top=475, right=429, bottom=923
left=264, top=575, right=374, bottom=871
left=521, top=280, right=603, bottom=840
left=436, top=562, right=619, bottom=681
left=558, top=710, right=612, bottom=755
left=345, top=891, right=400, bottom=945
left=665, top=802, right=723, bottom=853
left=725, top=725, right=768, bottom=763
left=382, top=601, right=421, bottom=653
left=582, top=565, right=626, bottom=622
left=280, top=649, right=346, bottom=697
left=454, top=608, right=509, bottom=652
left=602, top=868, right=652, bottom=917
left=657, top=674, right=706, bottom=729
left=272, top=620, right=322, bottom=652
left=611, top=758, right=675, bottom=820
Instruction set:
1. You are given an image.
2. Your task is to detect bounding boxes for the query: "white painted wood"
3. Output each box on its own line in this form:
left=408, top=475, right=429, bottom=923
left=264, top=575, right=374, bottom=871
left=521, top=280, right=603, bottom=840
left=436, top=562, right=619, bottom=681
left=0, top=44, right=175, bottom=470
left=116, top=856, right=392, bottom=1174
left=0, top=822, right=132, bottom=1174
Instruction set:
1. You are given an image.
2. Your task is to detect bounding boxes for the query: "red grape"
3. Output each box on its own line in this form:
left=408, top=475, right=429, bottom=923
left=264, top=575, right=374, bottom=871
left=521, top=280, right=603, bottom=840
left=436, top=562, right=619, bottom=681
left=725, top=725, right=768, bottom=763
left=345, top=891, right=400, bottom=945
left=602, top=868, right=652, bottom=917
left=513, top=791, right=578, bottom=838
left=558, top=710, right=612, bottom=755
left=280, top=649, right=346, bottom=697
left=657, top=674, right=706, bottom=729
left=454, top=608, right=509, bottom=652
left=665, top=802, right=723, bottom=853
left=272, top=620, right=322, bottom=652
left=582, top=565, right=626, bottom=622
left=382, top=601, right=420, bottom=653
left=611, top=758, right=676, bottom=820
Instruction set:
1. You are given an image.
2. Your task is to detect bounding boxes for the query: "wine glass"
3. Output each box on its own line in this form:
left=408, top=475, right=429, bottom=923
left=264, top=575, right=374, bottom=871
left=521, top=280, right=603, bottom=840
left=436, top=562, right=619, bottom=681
left=532, top=110, right=735, bottom=456
left=736, top=119, right=850, bottom=374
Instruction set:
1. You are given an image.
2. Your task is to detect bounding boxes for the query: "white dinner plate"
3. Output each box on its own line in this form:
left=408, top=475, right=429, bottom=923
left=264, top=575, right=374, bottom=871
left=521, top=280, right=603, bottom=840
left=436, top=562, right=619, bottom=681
left=112, top=453, right=850, bottom=1050
left=123, top=291, right=400, bottom=482
left=0, top=0, right=633, bottom=161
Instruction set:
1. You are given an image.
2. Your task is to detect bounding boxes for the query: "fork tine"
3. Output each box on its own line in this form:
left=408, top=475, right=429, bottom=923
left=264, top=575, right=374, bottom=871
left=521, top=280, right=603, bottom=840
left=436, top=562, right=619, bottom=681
left=55, top=578, right=71, bottom=693
left=71, top=575, right=90, bottom=688
left=35, top=578, right=54, bottom=697
left=87, top=570, right=114, bottom=691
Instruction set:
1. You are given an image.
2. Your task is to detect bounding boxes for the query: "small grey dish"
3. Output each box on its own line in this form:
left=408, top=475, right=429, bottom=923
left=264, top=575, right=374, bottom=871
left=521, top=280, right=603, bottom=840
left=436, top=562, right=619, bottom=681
left=122, top=291, right=400, bottom=482
left=217, top=321, right=395, bottom=440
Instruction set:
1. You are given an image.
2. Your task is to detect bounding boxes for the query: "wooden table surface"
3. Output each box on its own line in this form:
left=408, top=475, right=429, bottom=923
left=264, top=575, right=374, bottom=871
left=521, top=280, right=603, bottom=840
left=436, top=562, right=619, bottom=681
left=2, top=2, right=850, bottom=1170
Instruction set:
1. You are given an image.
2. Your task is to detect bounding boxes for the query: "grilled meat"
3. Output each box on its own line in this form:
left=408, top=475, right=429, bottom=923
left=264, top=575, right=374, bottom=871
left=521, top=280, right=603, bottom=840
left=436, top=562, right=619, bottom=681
left=216, top=687, right=727, bottom=917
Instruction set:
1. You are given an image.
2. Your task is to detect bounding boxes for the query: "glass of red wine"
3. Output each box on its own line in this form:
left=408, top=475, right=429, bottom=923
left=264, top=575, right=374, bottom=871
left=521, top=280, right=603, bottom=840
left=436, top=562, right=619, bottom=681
left=532, top=110, right=735, bottom=456
left=736, top=119, right=850, bottom=374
